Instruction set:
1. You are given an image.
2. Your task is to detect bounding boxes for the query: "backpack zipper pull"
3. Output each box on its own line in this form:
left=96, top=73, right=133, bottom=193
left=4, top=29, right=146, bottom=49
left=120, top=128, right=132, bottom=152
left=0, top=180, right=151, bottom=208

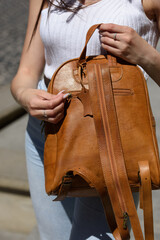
left=123, top=212, right=128, bottom=229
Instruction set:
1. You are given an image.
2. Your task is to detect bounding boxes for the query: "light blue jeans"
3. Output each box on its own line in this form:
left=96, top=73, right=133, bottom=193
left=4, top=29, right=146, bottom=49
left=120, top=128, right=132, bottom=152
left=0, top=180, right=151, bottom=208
left=25, top=79, right=138, bottom=240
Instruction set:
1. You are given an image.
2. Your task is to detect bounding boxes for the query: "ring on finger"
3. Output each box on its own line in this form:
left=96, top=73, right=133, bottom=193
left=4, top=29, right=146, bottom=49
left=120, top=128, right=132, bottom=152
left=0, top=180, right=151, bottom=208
left=43, top=110, right=48, bottom=119
left=113, top=33, right=117, bottom=41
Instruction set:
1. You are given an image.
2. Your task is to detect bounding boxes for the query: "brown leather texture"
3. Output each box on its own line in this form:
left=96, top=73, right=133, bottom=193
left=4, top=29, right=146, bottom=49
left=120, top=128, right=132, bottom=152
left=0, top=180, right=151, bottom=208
left=44, top=24, right=160, bottom=239
left=44, top=56, right=160, bottom=195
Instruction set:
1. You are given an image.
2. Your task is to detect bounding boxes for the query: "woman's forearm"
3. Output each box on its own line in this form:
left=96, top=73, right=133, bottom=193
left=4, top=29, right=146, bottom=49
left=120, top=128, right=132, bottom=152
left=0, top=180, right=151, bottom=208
left=11, top=68, right=40, bottom=107
left=138, top=44, right=160, bottom=86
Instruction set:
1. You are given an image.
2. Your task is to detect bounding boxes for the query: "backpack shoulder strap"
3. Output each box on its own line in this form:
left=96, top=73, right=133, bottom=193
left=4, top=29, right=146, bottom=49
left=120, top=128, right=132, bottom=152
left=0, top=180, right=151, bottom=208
left=87, top=62, right=144, bottom=239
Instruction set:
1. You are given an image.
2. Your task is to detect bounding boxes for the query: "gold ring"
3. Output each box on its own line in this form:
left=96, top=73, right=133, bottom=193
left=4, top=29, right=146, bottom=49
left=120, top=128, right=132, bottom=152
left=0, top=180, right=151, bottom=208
left=113, top=33, right=117, bottom=41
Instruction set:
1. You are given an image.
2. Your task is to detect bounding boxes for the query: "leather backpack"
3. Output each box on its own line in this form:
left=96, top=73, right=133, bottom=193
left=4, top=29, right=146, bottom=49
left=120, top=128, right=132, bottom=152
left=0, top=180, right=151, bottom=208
left=44, top=24, right=160, bottom=239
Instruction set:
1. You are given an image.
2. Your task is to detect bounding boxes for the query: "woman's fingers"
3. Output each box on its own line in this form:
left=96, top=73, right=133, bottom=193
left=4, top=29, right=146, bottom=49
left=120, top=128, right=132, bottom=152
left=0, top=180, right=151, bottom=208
left=100, top=31, right=121, bottom=42
left=100, top=36, right=120, bottom=48
left=46, top=111, right=65, bottom=124
left=29, top=92, right=64, bottom=110
left=29, top=91, right=67, bottom=122
left=99, top=23, right=145, bottom=64
left=31, top=101, right=65, bottom=119
left=99, top=23, right=135, bottom=46
left=36, top=89, right=60, bottom=100
left=101, top=42, right=122, bottom=56
left=99, top=23, right=127, bottom=34
left=30, top=91, right=72, bottom=123
left=21, top=88, right=71, bottom=124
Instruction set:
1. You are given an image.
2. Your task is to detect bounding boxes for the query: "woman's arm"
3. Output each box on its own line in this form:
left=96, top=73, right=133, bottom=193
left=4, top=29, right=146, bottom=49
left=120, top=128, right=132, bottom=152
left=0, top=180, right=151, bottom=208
left=99, top=0, right=160, bottom=86
left=11, top=0, right=66, bottom=123
left=141, top=0, right=160, bottom=86
left=11, top=0, right=46, bottom=99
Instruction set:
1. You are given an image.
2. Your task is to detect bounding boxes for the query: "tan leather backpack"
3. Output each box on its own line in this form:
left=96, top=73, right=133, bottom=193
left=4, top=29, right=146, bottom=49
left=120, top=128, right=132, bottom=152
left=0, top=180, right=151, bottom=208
left=44, top=24, right=160, bottom=239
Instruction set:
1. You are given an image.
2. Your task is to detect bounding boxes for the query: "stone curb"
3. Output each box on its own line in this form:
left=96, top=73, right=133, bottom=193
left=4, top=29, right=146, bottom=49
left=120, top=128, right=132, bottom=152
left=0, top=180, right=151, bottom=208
left=0, top=84, right=26, bottom=129
left=0, top=178, right=29, bottom=195
left=0, top=84, right=29, bottom=193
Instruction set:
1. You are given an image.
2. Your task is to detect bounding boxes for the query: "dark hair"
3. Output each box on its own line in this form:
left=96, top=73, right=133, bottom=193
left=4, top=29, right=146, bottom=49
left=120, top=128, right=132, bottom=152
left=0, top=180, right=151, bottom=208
left=29, top=0, right=82, bottom=47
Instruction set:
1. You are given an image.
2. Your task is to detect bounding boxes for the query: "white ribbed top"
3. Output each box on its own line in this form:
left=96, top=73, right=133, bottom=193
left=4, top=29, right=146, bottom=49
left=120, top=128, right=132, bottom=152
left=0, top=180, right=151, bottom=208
left=40, top=0, right=159, bottom=80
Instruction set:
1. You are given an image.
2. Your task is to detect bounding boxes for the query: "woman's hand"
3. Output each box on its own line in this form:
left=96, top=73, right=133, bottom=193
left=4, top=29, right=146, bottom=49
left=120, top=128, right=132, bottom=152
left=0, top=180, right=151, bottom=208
left=99, top=23, right=160, bottom=86
left=20, top=88, right=69, bottom=124
left=99, top=23, right=150, bottom=66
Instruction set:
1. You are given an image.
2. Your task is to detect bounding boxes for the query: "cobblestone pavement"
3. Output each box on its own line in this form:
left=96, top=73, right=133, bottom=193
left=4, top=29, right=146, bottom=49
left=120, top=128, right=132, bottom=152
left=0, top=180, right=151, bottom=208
left=0, top=0, right=28, bottom=86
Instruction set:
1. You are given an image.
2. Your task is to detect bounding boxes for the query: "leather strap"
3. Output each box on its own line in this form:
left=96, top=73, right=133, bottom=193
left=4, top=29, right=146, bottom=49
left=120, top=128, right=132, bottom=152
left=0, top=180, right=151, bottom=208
left=78, top=24, right=117, bottom=67
left=138, top=161, right=154, bottom=240
left=87, top=63, right=144, bottom=239
left=78, top=23, right=101, bottom=64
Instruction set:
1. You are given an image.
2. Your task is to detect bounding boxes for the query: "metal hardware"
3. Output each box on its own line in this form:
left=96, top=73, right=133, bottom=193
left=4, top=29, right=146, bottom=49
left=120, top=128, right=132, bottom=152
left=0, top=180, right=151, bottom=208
left=78, top=62, right=87, bottom=89
left=123, top=212, right=128, bottom=230
left=62, top=174, right=73, bottom=185
left=138, top=170, right=141, bottom=185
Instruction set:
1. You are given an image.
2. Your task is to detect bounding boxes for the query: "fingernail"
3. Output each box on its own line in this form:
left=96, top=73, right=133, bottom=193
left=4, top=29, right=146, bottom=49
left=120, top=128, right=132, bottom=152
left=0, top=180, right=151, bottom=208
left=57, top=90, right=65, bottom=95
left=63, top=93, right=72, bottom=99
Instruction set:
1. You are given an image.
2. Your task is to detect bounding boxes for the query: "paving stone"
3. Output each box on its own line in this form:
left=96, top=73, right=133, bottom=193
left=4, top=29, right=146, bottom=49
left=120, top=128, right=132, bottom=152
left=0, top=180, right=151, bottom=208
left=0, top=0, right=28, bottom=87
left=0, top=115, right=29, bottom=191
left=0, top=84, right=26, bottom=128
left=0, top=231, right=26, bottom=240
left=26, top=226, right=40, bottom=240
left=0, top=192, right=38, bottom=240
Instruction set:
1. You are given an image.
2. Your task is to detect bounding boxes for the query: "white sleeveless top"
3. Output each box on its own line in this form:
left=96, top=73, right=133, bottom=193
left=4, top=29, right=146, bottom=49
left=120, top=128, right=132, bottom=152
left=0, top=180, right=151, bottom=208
left=40, top=0, right=159, bottom=80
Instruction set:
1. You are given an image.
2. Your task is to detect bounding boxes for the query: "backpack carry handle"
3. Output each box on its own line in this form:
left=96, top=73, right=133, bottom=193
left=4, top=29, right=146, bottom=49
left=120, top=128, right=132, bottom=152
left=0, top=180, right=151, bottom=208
left=78, top=24, right=117, bottom=66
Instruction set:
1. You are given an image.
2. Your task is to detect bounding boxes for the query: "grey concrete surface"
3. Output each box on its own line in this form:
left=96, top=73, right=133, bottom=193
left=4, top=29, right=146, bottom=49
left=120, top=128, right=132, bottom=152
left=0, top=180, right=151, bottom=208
left=0, top=0, right=28, bottom=87
left=0, top=192, right=37, bottom=239
left=0, top=84, right=26, bottom=128
left=0, top=115, right=29, bottom=192
left=0, top=1, right=38, bottom=239
left=0, top=115, right=40, bottom=240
